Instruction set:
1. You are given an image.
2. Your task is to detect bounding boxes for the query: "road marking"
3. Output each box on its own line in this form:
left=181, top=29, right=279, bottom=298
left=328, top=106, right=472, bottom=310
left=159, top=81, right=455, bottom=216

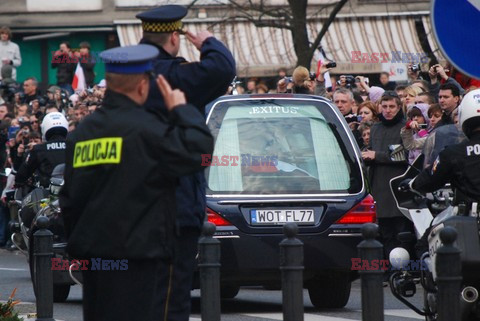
left=244, top=313, right=356, bottom=321
left=189, top=318, right=201, bottom=321
left=384, top=309, right=424, bottom=320
left=0, top=267, right=28, bottom=271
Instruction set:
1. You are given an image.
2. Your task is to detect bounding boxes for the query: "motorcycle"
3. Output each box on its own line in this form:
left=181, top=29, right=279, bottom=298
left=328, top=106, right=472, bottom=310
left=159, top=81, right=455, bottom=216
left=388, top=154, right=480, bottom=321
left=8, top=164, right=82, bottom=302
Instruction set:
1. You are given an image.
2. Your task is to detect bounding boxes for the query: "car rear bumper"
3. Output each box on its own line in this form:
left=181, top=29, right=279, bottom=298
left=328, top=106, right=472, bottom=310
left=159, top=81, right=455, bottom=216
left=204, top=226, right=362, bottom=286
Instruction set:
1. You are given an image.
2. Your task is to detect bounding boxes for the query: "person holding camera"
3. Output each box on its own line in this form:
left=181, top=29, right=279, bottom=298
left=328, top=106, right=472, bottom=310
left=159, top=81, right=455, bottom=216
left=428, top=64, right=465, bottom=103
left=51, top=42, right=75, bottom=95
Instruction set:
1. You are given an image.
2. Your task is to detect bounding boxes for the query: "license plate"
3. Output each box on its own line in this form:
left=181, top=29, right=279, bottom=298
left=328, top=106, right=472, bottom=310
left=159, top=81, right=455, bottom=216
left=250, top=209, right=314, bottom=225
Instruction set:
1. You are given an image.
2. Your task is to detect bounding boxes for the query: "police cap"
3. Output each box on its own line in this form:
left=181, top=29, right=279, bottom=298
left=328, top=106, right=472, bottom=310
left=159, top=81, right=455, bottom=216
left=99, top=44, right=159, bottom=74
left=136, top=5, right=187, bottom=34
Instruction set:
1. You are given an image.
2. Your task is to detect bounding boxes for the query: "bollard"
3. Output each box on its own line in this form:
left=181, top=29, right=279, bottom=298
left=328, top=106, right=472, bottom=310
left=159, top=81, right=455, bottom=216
left=34, top=216, right=55, bottom=321
left=436, top=226, right=462, bottom=321
left=357, top=223, right=384, bottom=321
left=198, top=222, right=221, bottom=321
left=279, top=222, right=304, bottom=321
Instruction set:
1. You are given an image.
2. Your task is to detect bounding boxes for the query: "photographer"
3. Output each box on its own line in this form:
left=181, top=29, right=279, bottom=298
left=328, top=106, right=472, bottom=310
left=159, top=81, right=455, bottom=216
left=51, top=42, right=75, bottom=95
left=6, top=121, right=31, bottom=172
left=428, top=64, right=464, bottom=102
left=13, top=129, right=40, bottom=171
left=276, top=63, right=333, bottom=97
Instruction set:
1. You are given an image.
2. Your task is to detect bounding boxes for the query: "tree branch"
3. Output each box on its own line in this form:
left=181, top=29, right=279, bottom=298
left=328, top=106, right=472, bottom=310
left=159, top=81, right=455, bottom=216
left=309, top=0, right=348, bottom=57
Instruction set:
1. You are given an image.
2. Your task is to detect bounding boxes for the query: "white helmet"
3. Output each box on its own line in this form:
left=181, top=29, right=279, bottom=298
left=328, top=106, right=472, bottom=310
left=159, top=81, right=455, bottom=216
left=458, top=89, right=480, bottom=138
left=41, top=112, right=68, bottom=141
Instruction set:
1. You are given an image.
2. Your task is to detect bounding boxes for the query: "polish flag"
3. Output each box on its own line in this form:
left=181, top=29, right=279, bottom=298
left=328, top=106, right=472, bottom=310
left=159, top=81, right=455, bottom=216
left=72, top=62, right=86, bottom=92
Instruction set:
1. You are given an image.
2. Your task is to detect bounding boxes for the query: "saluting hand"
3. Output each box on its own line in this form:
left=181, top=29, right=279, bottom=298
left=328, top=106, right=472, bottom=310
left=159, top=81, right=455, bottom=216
left=156, top=75, right=186, bottom=112
left=186, top=30, right=213, bottom=50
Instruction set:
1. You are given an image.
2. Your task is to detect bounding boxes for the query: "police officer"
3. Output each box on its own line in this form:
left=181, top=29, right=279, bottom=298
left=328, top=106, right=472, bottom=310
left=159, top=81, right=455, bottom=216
left=15, top=112, right=68, bottom=188
left=403, top=89, right=480, bottom=209
left=59, top=44, right=213, bottom=321
left=136, top=5, right=235, bottom=320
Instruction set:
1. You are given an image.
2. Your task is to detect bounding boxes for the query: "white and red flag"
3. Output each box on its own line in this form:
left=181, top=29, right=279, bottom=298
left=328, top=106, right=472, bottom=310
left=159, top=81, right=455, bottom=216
left=72, top=62, right=86, bottom=92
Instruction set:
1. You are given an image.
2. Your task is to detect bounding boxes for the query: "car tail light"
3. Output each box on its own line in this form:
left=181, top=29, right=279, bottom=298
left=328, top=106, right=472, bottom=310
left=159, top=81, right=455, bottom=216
left=336, top=194, right=376, bottom=224
left=206, top=207, right=232, bottom=226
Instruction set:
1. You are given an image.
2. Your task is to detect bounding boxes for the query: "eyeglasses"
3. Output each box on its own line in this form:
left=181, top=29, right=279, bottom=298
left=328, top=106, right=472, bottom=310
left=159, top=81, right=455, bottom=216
left=32, top=120, right=39, bottom=124
left=382, top=90, right=399, bottom=98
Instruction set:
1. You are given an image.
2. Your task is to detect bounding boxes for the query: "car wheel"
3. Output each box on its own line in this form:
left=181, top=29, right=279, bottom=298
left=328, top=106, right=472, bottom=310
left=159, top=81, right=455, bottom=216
left=53, top=284, right=70, bottom=302
left=308, top=275, right=351, bottom=309
left=221, top=286, right=240, bottom=299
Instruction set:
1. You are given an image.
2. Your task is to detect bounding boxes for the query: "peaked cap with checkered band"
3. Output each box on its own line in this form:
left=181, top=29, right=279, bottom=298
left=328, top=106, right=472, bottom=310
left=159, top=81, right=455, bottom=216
left=136, top=5, right=187, bottom=33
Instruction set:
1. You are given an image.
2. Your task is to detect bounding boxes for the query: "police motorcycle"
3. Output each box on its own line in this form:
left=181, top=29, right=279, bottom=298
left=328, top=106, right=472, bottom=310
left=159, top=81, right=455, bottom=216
left=387, top=124, right=480, bottom=321
left=9, top=164, right=80, bottom=302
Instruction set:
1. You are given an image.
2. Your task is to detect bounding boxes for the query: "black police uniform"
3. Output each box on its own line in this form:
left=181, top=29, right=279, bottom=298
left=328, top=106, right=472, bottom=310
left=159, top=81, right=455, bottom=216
left=59, top=44, right=214, bottom=321
left=137, top=6, right=235, bottom=321
left=412, top=131, right=480, bottom=204
left=15, top=138, right=66, bottom=187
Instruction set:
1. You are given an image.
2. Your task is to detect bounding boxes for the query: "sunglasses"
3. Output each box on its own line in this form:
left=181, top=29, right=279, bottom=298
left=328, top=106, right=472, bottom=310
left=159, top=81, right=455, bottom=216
left=382, top=90, right=399, bottom=98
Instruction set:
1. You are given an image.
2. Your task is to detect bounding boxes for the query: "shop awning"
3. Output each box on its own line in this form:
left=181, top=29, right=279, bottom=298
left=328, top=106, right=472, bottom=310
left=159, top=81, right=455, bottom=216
left=115, top=14, right=444, bottom=77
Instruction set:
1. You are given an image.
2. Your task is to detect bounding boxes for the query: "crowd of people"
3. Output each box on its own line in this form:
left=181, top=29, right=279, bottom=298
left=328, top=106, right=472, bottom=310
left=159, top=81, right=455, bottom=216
left=0, top=66, right=106, bottom=249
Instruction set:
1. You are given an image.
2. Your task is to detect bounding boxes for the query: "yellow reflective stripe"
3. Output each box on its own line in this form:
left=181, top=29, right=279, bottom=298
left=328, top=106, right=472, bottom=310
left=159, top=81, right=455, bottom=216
left=73, top=137, right=123, bottom=168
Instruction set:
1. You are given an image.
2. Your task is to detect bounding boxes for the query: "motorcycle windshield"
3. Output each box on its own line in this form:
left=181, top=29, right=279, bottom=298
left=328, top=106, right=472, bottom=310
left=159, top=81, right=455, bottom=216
left=422, top=124, right=465, bottom=169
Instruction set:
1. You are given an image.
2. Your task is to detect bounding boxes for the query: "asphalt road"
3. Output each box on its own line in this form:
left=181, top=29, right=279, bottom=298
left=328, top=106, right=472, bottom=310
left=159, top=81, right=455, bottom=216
left=1, top=248, right=425, bottom=321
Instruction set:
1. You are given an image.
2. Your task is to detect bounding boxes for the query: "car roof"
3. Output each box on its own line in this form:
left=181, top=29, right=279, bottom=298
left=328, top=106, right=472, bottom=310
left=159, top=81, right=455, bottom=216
left=205, top=93, right=337, bottom=119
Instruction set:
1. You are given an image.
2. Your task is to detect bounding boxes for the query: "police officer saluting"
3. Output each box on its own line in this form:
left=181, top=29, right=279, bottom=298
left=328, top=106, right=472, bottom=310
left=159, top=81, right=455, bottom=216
left=136, top=5, right=235, bottom=321
left=403, top=89, right=480, bottom=210
left=59, top=44, right=213, bottom=321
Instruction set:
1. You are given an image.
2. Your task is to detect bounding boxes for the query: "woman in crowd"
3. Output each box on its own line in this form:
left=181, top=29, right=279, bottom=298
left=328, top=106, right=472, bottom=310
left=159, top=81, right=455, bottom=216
left=357, top=101, right=379, bottom=123
left=403, top=85, right=423, bottom=110
left=400, top=103, right=430, bottom=164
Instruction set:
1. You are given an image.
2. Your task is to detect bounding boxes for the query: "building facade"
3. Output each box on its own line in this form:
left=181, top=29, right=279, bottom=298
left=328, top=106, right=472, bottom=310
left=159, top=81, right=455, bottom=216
left=0, top=0, right=438, bottom=87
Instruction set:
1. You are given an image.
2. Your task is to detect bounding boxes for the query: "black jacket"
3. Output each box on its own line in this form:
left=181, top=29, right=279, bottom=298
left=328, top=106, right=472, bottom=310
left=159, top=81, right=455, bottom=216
left=51, top=52, right=75, bottom=86
left=59, top=90, right=213, bottom=259
left=15, top=138, right=66, bottom=187
left=79, top=54, right=96, bottom=87
left=413, top=131, right=480, bottom=204
left=140, top=36, right=235, bottom=230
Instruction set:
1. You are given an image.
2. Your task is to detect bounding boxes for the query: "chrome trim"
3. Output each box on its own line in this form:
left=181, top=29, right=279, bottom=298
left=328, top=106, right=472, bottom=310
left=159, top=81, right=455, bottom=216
left=209, top=193, right=359, bottom=198
left=217, top=198, right=346, bottom=204
left=213, top=235, right=240, bottom=239
left=53, top=243, right=68, bottom=248
left=204, top=96, right=366, bottom=195
left=328, top=233, right=362, bottom=237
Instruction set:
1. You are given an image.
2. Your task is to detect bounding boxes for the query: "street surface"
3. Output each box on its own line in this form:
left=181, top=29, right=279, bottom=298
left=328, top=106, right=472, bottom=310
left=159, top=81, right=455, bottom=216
left=1, top=248, right=425, bottom=321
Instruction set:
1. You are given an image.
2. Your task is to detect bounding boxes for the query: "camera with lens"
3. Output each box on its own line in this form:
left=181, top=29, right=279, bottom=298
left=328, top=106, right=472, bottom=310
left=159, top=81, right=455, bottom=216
left=284, top=77, right=293, bottom=84
left=410, top=64, right=421, bottom=72
left=325, top=61, right=337, bottom=68
left=337, top=75, right=356, bottom=88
